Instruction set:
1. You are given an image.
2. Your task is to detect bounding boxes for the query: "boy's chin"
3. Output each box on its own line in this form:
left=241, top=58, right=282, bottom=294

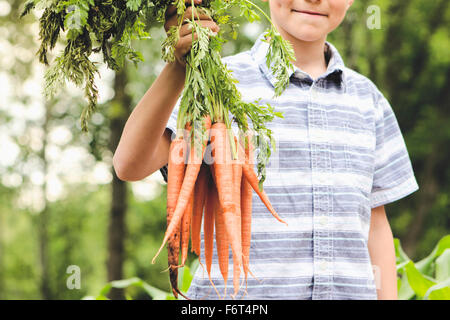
left=287, top=30, right=327, bottom=43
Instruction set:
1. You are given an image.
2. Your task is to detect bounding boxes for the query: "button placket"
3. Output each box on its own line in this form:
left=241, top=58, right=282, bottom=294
left=309, top=83, right=334, bottom=299
left=344, top=122, right=351, bottom=170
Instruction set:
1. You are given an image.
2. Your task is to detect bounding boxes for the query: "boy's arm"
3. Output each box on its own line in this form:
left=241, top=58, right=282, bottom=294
left=368, top=205, right=398, bottom=300
left=113, top=61, right=186, bottom=181
left=113, top=1, right=219, bottom=181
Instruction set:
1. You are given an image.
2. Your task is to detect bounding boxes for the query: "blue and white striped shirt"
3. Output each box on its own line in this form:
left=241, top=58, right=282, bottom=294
left=162, top=32, right=419, bottom=300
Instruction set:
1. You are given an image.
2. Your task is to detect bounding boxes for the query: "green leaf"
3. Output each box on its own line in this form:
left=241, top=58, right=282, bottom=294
left=424, top=278, right=450, bottom=300
left=98, top=283, right=113, bottom=297
left=398, top=272, right=415, bottom=300
left=238, top=1, right=261, bottom=23
left=141, top=282, right=171, bottom=300
left=404, top=261, right=436, bottom=298
left=20, top=0, right=37, bottom=17
left=190, top=259, right=200, bottom=275
left=64, top=4, right=90, bottom=39
left=109, top=277, right=142, bottom=288
left=394, top=238, right=410, bottom=263
left=36, top=0, right=55, bottom=10
left=126, top=0, right=142, bottom=11
left=176, top=265, right=194, bottom=294
left=435, top=248, right=450, bottom=281
left=416, top=235, right=450, bottom=276
left=95, top=277, right=171, bottom=300
left=182, top=266, right=193, bottom=293
left=397, top=260, right=410, bottom=272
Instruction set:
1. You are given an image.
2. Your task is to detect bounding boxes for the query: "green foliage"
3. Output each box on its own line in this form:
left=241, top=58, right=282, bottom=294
left=63, top=0, right=95, bottom=40
left=21, top=0, right=294, bottom=183
left=0, top=183, right=110, bottom=299
left=84, top=277, right=170, bottom=300
left=127, top=0, right=144, bottom=12
left=20, top=0, right=168, bottom=132
left=83, top=260, right=197, bottom=300
left=263, top=28, right=295, bottom=98
left=163, top=1, right=291, bottom=183
left=396, top=236, right=450, bottom=300
left=20, top=0, right=293, bottom=139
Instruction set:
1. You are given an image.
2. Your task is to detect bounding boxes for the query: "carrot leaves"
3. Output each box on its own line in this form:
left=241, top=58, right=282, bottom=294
left=21, top=0, right=295, bottom=186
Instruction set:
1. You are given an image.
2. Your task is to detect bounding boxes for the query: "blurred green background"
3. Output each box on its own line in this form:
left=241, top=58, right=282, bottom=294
left=0, top=0, right=449, bottom=299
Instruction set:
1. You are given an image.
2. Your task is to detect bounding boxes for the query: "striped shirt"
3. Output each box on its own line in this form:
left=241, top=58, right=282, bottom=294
left=161, top=32, right=419, bottom=300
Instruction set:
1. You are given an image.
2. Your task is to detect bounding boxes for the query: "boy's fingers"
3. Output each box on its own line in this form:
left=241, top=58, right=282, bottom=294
left=187, top=0, right=203, bottom=6
left=164, top=13, right=177, bottom=32
left=165, top=6, right=211, bottom=32
left=177, top=20, right=218, bottom=54
left=182, top=6, right=211, bottom=23
left=165, top=5, right=177, bottom=20
left=176, top=32, right=199, bottom=54
left=179, top=20, right=220, bottom=37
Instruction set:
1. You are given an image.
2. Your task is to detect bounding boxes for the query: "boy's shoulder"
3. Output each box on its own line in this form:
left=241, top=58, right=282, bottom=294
left=342, top=67, right=384, bottom=99
left=343, top=66, right=389, bottom=112
left=342, top=66, right=391, bottom=121
left=221, top=50, right=256, bottom=71
left=219, top=49, right=268, bottom=98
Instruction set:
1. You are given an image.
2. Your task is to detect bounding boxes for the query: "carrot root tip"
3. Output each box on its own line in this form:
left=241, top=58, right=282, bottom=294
left=161, top=266, right=171, bottom=273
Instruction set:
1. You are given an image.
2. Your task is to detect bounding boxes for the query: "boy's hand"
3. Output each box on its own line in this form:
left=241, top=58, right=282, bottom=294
left=164, top=0, right=220, bottom=68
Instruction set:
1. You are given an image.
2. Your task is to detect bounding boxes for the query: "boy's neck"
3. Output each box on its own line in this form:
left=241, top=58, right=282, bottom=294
left=279, top=31, right=328, bottom=81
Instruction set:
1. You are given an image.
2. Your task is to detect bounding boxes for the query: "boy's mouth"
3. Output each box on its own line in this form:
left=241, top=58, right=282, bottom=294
left=292, top=9, right=328, bottom=17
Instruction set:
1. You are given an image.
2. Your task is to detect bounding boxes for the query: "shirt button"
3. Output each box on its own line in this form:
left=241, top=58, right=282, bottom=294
left=319, top=216, right=328, bottom=226
left=319, top=261, right=328, bottom=272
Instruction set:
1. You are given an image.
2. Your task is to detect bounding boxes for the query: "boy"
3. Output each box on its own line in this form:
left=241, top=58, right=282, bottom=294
left=113, top=0, right=419, bottom=299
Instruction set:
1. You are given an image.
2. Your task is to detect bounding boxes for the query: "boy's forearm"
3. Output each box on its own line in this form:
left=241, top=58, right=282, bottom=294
left=368, top=205, right=398, bottom=300
left=113, top=61, right=185, bottom=180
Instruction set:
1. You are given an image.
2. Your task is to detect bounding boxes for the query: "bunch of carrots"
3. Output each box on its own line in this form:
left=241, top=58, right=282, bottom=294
left=23, top=0, right=294, bottom=299
left=152, top=114, right=287, bottom=299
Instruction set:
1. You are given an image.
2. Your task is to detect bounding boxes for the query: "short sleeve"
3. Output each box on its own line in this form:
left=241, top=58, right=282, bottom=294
left=159, top=95, right=182, bottom=183
left=369, top=94, right=419, bottom=208
left=165, top=95, right=181, bottom=137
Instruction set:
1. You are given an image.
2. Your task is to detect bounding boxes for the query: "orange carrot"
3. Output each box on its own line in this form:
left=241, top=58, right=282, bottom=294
left=211, top=122, right=243, bottom=281
left=179, top=119, right=193, bottom=269
left=180, top=190, right=194, bottom=266
left=165, top=137, right=187, bottom=299
left=238, top=142, right=287, bottom=226
left=239, top=132, right=254, bottom=293
left=231, top=136, right=243, bottom=298
left=152, top=116, right=211, bottom=264
left=214, top=179, right=229, bottom=298
left=202, top=170, right=222, bottom=298
left=191, top=163, right=208, bottom=256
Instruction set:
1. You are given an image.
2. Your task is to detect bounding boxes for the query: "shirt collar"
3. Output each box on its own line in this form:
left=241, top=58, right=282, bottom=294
left=250, top=32, right=346, bottom=90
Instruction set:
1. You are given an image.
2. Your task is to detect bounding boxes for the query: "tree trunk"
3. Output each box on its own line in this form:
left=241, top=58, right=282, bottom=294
left=38, top=101, right=51, bottom=299
left=106, top=65, right=132, bottom=300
